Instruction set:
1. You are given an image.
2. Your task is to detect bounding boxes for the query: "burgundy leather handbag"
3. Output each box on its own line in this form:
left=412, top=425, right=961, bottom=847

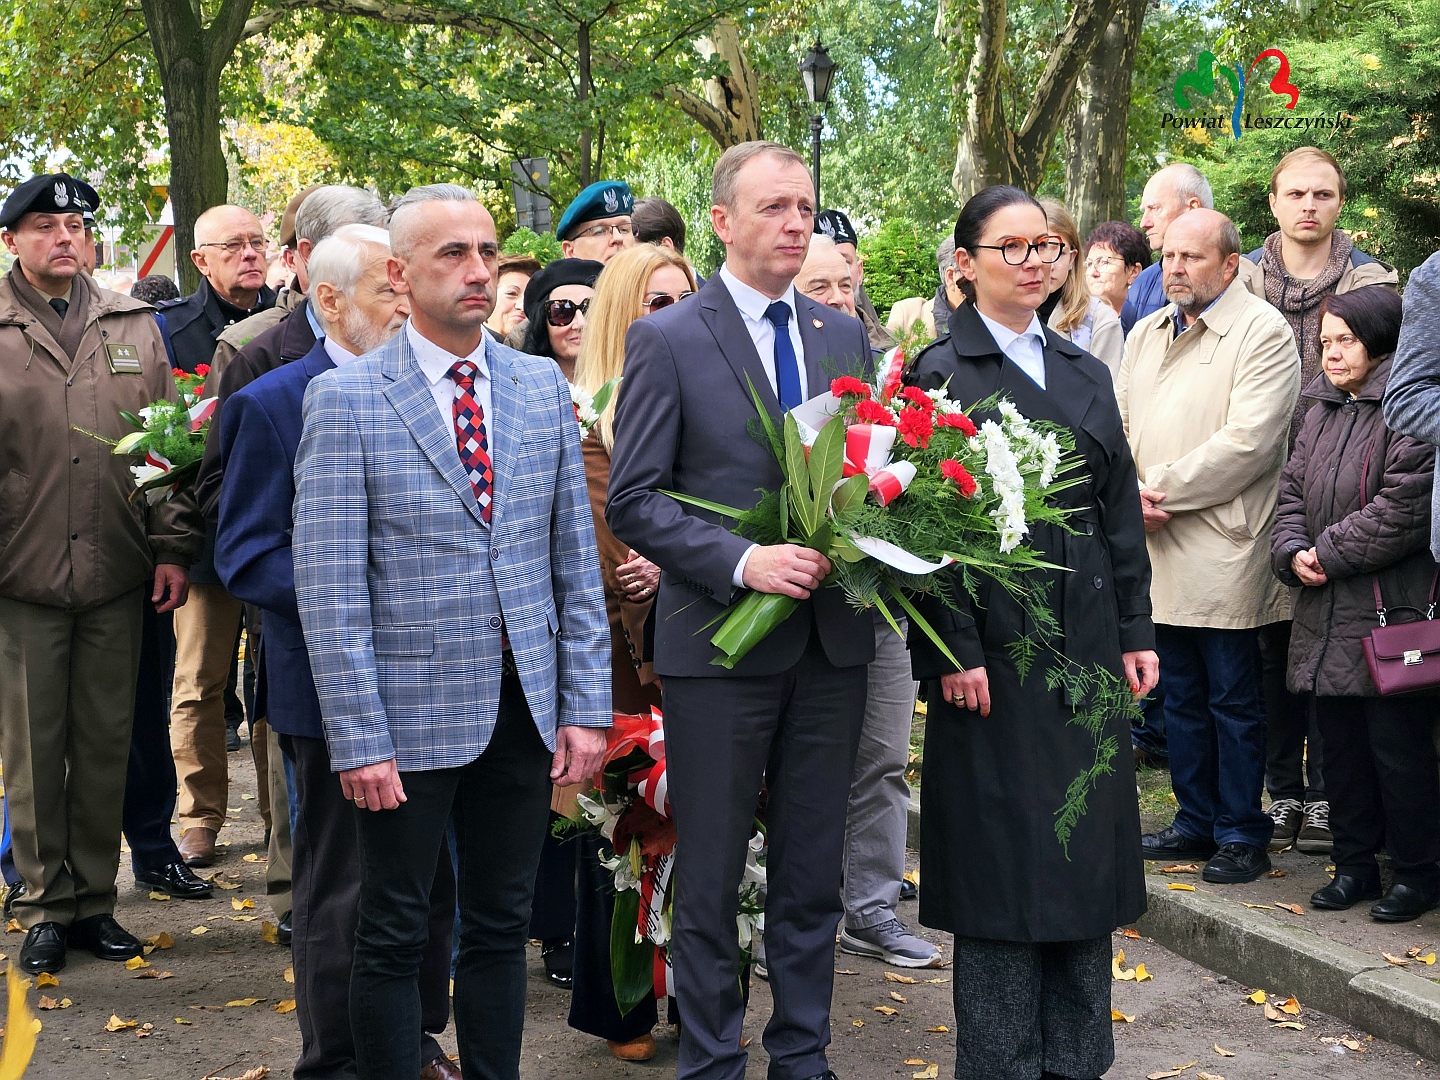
left=1363, top=574, right=1440, bottom=695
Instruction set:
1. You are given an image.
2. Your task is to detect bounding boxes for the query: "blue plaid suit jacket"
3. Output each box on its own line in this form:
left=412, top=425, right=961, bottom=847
left=292, top=327, right=611, bottom=773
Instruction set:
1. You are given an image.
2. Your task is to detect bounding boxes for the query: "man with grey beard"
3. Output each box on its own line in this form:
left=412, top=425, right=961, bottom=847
left=213, top=226, right=461, bottom=1080
left=1117, top=208, right=1300, bottom=887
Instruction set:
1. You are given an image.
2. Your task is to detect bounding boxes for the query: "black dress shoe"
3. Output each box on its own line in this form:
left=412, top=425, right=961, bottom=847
left=1141, top=825, right=1217, bottom=861
left=3, top=881, right=24, bottom=919
left=1371, top=883, right=1440, bottom=923
left=1202, top=842, right=1270, bottom=884
left=67, top=913, right=143, bottom=961
left=899, top=878, right=918, bottom=902
left=136, top=860, right=214, bottom=900
left=542, top=937, right=573, bottom=988
left=1311, top=874, right=1382, bottom=910
left=18, top=923, right=65, bottom=975
left=277, top=911, right=292, bottom=946
left=799, top=1073, right=838, bottom=1080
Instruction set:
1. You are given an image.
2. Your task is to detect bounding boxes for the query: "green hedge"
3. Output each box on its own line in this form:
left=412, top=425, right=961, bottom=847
left=501, top=227, right=563, bottom=265
left=859, top=219, right=947, bottom=321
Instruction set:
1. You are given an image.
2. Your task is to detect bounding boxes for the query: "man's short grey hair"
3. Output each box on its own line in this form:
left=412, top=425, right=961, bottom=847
left=937, top=235, right=957, bottom=274
left=712, top=141, right=810, bottom=209
left=807, top=233, right=837, bottom=256
left=1216, top=216, right=1242, bottom=260
left=1157, top=162, right=1214, bottom=210
left=306, top=224, right=392, bottom=300
left=295, top=185, right=386, bottom=246
left=389, top=184, right=480, bottom=258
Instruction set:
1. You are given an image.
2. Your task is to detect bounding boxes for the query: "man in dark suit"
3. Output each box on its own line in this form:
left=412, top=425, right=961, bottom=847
left=606, top=141, right=876, bottom=1080
left=214, top=225, right=459, bottom=1080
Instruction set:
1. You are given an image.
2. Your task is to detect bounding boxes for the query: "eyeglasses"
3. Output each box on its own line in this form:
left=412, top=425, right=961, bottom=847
left=575, top=222, right=633, bottom=240
left=544, top=298, right=591, bottom=327
left=643, top=290, right=694, bottom=313
left=198, top=237, right=267, bottom=256
left=1083, top=255, right=1123, bottom=271
left=972, top=237, right=1065, bottom=265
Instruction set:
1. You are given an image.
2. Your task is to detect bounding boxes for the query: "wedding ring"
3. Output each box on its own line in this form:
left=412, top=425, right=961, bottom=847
left=355, top=797, right=366, bottom=805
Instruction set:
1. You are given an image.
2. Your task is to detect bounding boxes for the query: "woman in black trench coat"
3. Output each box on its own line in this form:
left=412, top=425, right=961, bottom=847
left=904, top=186, right=1158, bottom=1080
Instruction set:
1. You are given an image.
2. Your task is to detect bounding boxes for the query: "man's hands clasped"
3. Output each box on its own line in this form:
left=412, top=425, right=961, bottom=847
left=743, top=543, right=832, bottom=599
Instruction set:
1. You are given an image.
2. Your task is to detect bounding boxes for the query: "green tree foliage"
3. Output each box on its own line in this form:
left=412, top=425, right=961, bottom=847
left=501, top=226, right=563, bottom=264
left=858, top=219, right=947, bottom=317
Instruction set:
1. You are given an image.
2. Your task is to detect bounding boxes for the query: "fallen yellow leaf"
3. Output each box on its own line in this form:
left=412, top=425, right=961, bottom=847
left=1246, top=990, right=1266, bottom=1004
left=1241, top=903, right=1271, bottom=910
left=889, top=991, right=908, bottom=1003
left=226, top=997, right=266, bottom=1007
left=208, top=876, right=242, bottom=890
left=231, top=915, right=259, bottom=922
left=232, top=897, right=256, bottom=911
left=913, top=1065, right=939, bottom=1080
left=1213, top=1044, right=1235, bottom=1057
left=1422, top=953, right=1437, bottom=965
left=147, top=891, right=170, bottom=902
left=873, top=1005, right=899, bottom=1016
left=1160, top=864, right=1198, bottom=874
left=1197, top=1073, right=1226, bottom=1080
left=274, top=999, right=296, bottom=1014
left=851, top=1019, right=864, bottom=1028
left=190, top=926, right=210, bottom=936
left=834, top=969, right=859, bottom=975
left=1383, top=952, right=1411, bottom=966
left=925, top=1024, right=949, bottom=1032
left=1135, top=963, right=1153, bottom=982
left=174, top=1018, right=193, bottom=1025
left=884, top=972, right=918, bottom=984
left=1274, top=1021, right=1305, bottom=1030
left=3, top=920, right=19, bottom=934
left=105, top=1014, right=138, bottom=1031
left=926, top=977, right=949, bottom=984
left=0, top=963, right=42, bottom=1077
left=1112, top=951, right=1136, bottom=981
left=283, top=966, right=295, bottom=983
left=1111, top=1008, right=1136, bottom=1023
left=1267, top=870, right=1287, bottom=878
left=1263, top=1002, right=1283, bottom=1021
left=33, top=974, right=57, bottom=989
left=136, top=1022, right=154, bottom=1038
left=1146, top=1063, right=1198, bottom=1080
left=1275, top=902, right=1305, bottom=916
left=1278, top=996, right=1301, bottom=1016
left=261, top=921, right=279, bottom=945
left=1122, top=928, right=1142, bottom=939
left=243, top=853, right=261, bottom=863
left=1341, top=1037, right=1363, bottom=1051
left=35, top=997, right=58, bottom=1012
left=146, top=932, right=174, bottom=950
left=1167, top=883, right=1196, bottom=891
left=124, top=956, right=150, bottom=970
left=904, top=1060, right=926, bottom=1066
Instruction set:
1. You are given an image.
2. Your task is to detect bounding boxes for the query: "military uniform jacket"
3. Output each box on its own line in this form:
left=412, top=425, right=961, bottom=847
left=0, top=271, right=203, bottom=609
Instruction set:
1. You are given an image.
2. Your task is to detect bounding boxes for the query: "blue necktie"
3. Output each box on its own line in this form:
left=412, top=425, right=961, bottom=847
left=763, top=300, right=802, bottom=411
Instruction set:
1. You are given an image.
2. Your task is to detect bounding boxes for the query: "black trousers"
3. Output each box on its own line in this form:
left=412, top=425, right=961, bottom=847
left=1314, top=695, right=1440, bottom=891
left=123, top=598, right=186, bottom=875
left=951, top=935, right=1112, bottom=1080
left=569, top=832, right=658, bottom=1042
left=528, top=814, right=578, bottom=942
left=663, top=628, right=866, bottom=1080
left=1261, top=620, right=1324, bottom=803
left=349, top=666, right=553, bottom=1080
left=281, top=733, right=452, bottom=1079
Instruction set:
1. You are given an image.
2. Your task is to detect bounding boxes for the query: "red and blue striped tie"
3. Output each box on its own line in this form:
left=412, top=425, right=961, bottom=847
left=448, top=360, right=492, bottom=522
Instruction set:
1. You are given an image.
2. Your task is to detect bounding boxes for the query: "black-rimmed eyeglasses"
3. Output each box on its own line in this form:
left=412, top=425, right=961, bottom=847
left=972, top=237, right=1066, bottom=265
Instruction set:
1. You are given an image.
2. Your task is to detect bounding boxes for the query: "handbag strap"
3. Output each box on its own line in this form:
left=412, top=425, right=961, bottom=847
left=1361, top=432, right=1440, bottom=621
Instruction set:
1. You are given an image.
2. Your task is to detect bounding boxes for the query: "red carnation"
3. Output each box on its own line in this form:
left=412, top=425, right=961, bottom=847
left=855, top=399, right=896, bottom=426
left=900, top=385, right=935, bottom=411
left=896, top=406, right=934, bottom=449
left=172, top=367, right=183, bottom=377
left=937, top=411, right=979, bottom=437
left=195, top=363, right=211, bottom=378
left=830, top=375, right=871, bottom=400
left=940, top=458, right=978, bottom=498
left=881, top=362, right=904, bottom=404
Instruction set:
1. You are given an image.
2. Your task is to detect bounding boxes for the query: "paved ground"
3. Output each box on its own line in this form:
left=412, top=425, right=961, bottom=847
left=9, top=749, right=1440, bottom=1078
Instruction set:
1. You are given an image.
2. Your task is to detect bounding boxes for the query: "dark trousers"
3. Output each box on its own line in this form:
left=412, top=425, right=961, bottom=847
left=1314, top=696, right=1440, bottom=891
left=123, top=597, right=185, bottom=875
left=1132, top=676, right=1168, bottom=760
left=569, top=832, right=658, bottom=1042
left=528, top=815, right=578, bottom=942
left=663, top=629, right=867, bottom=1080
left=950, top=935, right=1112, bottom=1080
left=1157, top=624, right=1273, bottom=848
left=282, top=733, right=452, bottom=1079
left=349, top=667, right=553, bottom=1080
left=1260, top=621, right=1324, bottom=803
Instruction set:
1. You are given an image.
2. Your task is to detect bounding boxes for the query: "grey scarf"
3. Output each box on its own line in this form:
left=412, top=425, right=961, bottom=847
left=9, top=265, right=89, bottom=362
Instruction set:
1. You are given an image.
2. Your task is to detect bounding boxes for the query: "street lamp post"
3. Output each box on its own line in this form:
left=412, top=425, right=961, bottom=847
left=800, top=39, right=837, bottom=207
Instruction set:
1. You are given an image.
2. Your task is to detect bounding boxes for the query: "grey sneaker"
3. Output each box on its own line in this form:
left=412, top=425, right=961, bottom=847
left=1267, top=798, right=1303, bottom=853
left=839, top=918, right=941, bottom=968
left=1296, top=800, right=1333, bottom=855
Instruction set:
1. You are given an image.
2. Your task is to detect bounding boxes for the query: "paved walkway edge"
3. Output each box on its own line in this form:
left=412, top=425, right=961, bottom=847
left=904, top=801, right=1440, bottom=1060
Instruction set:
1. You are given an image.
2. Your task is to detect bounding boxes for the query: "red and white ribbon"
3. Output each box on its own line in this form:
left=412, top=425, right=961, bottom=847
left=840, top=424, right=917, bottom=507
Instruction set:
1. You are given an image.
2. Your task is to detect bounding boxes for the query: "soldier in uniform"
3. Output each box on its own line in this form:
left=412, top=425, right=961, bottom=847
left=558, top=180, right=638, bottom=265
left=0, top=173, right=202, bottom=974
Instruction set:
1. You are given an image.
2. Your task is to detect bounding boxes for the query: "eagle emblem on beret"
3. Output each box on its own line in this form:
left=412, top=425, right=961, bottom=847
left=817, top=215, right=836, bottom=239
left=53, top=181, right=69, bottom=207
left=602, top=188, right=620, bottom=214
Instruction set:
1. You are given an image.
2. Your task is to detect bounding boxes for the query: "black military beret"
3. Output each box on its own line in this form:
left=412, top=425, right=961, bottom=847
left=815, top=209, right=858, bottom=246
left=0, top=173, right=100, bottom=230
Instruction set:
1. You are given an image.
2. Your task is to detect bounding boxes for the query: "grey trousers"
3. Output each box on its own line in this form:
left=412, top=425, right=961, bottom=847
left=951, top=935, right=1113, bottom=1080
left=843, top=619, right=916, bottom=930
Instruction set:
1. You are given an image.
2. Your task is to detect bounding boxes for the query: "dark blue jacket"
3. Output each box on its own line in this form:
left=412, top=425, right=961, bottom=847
left=1120, top=262, right=1165, bottom=335
left=213, top=340, right=332, bottom=738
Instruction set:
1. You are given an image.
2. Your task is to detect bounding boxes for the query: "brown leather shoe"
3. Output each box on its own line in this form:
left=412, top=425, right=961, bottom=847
left=420, top=1054, right=462, bottom=1079
left=608, top=1034, right=656, bottom=1061
left=179, top=827, right=217, bottom=868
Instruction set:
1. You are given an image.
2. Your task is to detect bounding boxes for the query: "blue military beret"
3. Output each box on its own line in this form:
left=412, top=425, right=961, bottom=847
left=0, top=173, right=99, bottom=230
left=815, top=209, right=858, bottom=246
left=556, top=180, right=635, bottom=241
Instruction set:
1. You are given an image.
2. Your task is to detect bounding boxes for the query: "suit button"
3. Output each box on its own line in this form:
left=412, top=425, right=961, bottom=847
left=1093, top=575, right=1104, bottom=589
left=72, top=456, right=80, bottom=464
left=488, top=616, right=502, bottom=630
left=491, top=548, right=501, bottom=560
left=71, top=533, right=78, bottom=541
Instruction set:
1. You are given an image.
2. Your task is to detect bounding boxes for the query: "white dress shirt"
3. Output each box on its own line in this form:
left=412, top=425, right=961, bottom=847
left=718, top=265, right=810, bottom=589
left=976, top=308, right=1048, bottom=389
left=406, top=321, right=494, bottom=438
left=322, top=336, right=358, bottom=368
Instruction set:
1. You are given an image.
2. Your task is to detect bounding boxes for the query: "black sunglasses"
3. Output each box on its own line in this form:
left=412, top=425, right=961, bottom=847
left=643, top=290, right=694, bottom=313
left=544, top=298, right=591, bottom=327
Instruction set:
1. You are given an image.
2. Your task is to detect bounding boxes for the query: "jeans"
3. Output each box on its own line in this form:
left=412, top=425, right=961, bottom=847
left=1157, top=624, right=1272, bottom=849
left=349, top=666, right=553, bottom=1080
left=1260, top=621, right=1324, bottom=802
left=1315, top=696, right=1440, bottom=891
left=1132, top=678, right=1169, bottom=760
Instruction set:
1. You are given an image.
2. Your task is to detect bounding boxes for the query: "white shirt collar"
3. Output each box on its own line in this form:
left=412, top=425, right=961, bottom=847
left=975, top=308, right=1046, bottom=356
left=405, top=320, right=490, bottom=387
left=322, top=336, right=358, bottom=367
left=719, top=263, right=799, bottom=324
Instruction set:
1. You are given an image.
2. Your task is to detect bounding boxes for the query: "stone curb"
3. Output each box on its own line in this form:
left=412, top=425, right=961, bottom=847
left=902, top=801, right=1440, bottom=1060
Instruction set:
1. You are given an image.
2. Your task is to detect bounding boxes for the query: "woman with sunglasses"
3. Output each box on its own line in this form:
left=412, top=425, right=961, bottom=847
left=560, top=243, right=696, bottom=1061
left=904, top=186, right=1157, bottom=1080
left=520, top=258, right=604, bottom=382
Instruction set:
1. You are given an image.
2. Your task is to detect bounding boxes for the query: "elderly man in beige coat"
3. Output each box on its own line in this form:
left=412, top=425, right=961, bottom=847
left=1116, top=209, right=1300, bottom=887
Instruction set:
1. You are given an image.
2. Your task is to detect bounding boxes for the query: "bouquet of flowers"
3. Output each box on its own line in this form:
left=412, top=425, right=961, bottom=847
left=572, top=707, right=765, bottom=1013
left=78, top=365, right=217, bottom=504
left=570, top=376, right=621, bottom=440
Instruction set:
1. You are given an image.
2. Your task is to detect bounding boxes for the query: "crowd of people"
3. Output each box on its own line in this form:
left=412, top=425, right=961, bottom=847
left=1, top=135, right=1439, bottom=1080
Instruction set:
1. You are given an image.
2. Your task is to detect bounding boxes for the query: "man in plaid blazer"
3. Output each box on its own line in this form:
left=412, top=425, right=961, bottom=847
left=293, top=184, right=610, bottom=1080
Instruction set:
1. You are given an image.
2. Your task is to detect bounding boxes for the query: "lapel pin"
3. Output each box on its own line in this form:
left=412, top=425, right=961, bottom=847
left=511, top=374, right=520, bottom=385
left=812, top=318, right=824, bottom=328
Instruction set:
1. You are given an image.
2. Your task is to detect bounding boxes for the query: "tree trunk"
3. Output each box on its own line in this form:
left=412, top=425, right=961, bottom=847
left=141, top=0, right=254, bottom=293
left=663, top=17, right=760, bottom=149
left=1063, top=0, right=1148, bottom=236
left=577, top=21, right=593, bottom=187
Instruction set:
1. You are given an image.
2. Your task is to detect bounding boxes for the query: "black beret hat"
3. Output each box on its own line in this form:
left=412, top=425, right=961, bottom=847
left=0, top=173, right=99, bottom=230
left=815, top=209, right=858, bottom=246
left=521, top=258, right=603, bottom=357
